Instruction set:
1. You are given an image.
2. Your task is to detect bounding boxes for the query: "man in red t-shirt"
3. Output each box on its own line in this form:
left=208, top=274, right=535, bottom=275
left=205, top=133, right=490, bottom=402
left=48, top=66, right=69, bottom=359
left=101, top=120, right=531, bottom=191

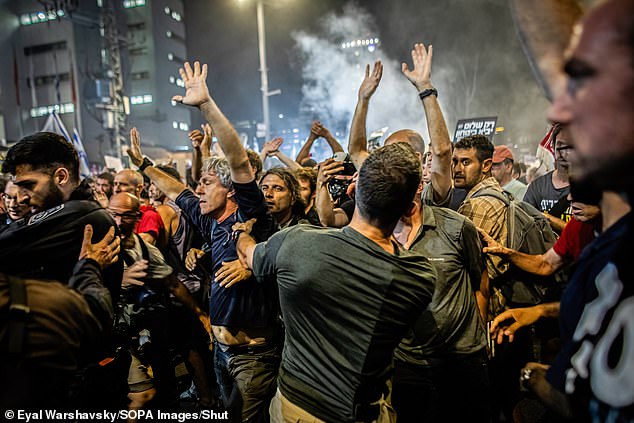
left=114, top=169, right=164, bottom=246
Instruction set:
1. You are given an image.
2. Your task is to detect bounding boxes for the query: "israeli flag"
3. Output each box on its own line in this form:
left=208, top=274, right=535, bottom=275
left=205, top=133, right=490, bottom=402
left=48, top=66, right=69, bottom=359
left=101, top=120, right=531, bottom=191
left=42, top=111, right=91, bottom=179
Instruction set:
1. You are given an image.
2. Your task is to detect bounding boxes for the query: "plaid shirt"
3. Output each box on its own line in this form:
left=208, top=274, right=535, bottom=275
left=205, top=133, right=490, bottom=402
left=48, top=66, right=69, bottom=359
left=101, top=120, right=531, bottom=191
left=459, top=177, right=509, bottom=279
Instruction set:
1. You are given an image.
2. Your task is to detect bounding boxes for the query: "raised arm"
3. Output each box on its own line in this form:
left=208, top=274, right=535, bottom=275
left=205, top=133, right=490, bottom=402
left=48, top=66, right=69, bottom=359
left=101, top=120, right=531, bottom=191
left=295, top=122, right=319, bottom=164
left=478, top=227, right=565, bottom=276
left=348, top=61, right=383, bottom=170
left=267, top=138, right=301, bottom=171
left=402, top=43, right=452, bottom=202
left=314, top=159, right=349, bottom=228
left=128, top=127, right=189, bottom=200
left=313, top=122, right=344, bottom=155
left=510, top=0, right=583, bottom=101
left=173, top=61, right=253, bottom=183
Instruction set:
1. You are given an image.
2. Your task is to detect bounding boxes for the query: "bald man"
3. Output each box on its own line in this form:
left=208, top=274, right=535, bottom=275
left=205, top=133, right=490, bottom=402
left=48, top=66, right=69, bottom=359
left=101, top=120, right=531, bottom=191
left=114, top=170, right=164, bottom=247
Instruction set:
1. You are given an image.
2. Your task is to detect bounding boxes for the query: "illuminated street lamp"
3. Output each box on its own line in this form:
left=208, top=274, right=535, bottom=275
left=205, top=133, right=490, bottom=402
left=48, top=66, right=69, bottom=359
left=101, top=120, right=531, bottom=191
left=239, top=0, right=281, bottom=140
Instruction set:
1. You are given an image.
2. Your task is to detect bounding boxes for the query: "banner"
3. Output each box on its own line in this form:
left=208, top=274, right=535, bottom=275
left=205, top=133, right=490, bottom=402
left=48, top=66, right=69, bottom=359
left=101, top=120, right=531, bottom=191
left=42, top=111, right=91, bottom=179
left=453, top=116, right=498, bottom=142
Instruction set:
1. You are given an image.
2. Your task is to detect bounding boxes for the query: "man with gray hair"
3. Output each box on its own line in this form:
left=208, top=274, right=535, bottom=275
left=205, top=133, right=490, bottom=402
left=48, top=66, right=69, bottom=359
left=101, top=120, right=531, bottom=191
left=126, top=60, right=278, bottom=422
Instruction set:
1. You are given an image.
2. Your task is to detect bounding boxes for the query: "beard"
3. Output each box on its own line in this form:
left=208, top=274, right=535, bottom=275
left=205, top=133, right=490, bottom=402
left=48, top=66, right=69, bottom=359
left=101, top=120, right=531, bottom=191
left=38, top=179, right=66, bottom=212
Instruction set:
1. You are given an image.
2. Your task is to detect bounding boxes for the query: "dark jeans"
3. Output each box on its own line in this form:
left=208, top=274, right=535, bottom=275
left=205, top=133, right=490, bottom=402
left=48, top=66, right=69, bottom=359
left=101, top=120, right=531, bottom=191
left=392, top=350, right=491, bottom=423
left=214, top=340, right=281, bottom=423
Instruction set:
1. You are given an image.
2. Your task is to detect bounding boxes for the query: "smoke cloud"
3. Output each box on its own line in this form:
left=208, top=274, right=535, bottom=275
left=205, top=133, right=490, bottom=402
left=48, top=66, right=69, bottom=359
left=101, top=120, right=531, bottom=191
left=292, top=0, right=551, bottom=162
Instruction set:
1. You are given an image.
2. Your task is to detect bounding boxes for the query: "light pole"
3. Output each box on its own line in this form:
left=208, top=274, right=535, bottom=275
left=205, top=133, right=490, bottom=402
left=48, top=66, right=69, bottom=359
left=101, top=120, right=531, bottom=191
left=253, top=0, right=280, bottom=141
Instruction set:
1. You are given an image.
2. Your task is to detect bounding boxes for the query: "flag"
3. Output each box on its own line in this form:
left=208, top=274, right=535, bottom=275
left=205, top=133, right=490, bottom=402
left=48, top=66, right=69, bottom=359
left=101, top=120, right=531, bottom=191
left=535, top=124, right=557, bottom=172
left=42, top=111, right=91, bottom=179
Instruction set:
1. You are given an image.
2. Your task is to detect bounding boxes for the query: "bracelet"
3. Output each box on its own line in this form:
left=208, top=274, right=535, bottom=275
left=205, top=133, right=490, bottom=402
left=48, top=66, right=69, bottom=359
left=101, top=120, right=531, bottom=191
left=138, top=157, right=154, bottom=172
left=418, top=87, right=438, bottom=100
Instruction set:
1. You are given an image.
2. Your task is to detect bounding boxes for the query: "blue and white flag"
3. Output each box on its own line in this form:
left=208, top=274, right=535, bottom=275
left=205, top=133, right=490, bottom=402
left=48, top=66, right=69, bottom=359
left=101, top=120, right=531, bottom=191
left=42, top=111, right=91, bottom=179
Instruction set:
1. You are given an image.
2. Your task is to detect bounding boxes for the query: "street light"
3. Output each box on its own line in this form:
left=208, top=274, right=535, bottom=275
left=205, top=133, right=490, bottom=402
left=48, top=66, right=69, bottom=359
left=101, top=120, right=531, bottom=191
left=241, top=0, right=281, bottom=141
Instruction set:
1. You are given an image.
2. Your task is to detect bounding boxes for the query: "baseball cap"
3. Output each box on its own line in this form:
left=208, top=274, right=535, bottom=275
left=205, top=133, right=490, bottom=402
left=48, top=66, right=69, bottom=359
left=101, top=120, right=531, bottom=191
left=493, top=145, right=514, bottom=164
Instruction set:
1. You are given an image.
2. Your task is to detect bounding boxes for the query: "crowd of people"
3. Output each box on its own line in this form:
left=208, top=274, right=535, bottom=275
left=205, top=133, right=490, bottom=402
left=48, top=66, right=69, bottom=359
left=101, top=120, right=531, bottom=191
left=0, top=0, right=632, bottom=422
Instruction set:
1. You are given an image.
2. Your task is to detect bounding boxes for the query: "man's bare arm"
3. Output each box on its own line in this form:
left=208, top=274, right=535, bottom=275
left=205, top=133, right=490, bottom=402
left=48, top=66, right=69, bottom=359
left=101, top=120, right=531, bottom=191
left=127, top=128, right=189, bottom=201
left=295, top=122, right=319, bottom=164
left=402, top=43, right=452, bottom=202
left=510, top=0, right=583, bottom=101
left=314, top=159, right=348, bottom=228
left=314, top=122, right=345, bottom=155
left=348, top=61, right=382, bottom=170
left=478, top=228, right=565, bottom=276
left=172, top=61, right=253, bottom=183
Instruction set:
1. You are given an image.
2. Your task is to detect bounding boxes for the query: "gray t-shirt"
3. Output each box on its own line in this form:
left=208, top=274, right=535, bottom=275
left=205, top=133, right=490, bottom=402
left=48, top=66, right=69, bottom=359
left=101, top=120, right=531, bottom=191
left=252, top=225, right=436, bottom=422
left=395, top=205, right=487, bottom=364
left=524, top=171, right=571, bottom=221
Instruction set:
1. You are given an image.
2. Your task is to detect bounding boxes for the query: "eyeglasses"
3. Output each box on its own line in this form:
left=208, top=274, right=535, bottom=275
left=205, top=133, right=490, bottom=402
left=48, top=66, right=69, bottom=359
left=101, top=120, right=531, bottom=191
left=107, top=210, right=140, bottom=220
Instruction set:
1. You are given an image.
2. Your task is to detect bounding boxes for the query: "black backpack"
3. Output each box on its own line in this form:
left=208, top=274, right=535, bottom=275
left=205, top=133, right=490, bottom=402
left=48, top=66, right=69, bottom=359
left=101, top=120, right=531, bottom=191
left=473, top=188, right=561, bottom=307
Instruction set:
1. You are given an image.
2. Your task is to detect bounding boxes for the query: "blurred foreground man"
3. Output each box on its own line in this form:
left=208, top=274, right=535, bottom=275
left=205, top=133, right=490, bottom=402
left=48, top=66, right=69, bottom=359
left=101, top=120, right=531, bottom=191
left=512, top=0, right=634, bottom=421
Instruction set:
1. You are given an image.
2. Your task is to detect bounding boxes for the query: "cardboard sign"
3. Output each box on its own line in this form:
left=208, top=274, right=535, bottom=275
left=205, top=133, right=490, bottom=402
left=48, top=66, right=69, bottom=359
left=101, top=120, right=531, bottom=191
left=453, top=117, right=498, bottom=142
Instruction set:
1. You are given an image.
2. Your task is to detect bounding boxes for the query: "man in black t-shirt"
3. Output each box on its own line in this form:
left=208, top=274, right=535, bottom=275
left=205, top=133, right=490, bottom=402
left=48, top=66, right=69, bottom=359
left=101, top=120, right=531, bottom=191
left=235, top=141, right=436, bottom=422
left=127, top=60, right=279, bottom=422
left=524, top=126, right=573, bottom=232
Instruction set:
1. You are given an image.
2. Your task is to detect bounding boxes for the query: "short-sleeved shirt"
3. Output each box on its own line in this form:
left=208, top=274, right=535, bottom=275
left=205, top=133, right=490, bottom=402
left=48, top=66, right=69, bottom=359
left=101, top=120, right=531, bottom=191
left=552, top=218, right=597, bottom=262
left=524, top=171, right=572, bottom=222
left=136, top=205, right=164, bottom=241
left=176, top=181, right=278, bottom=328
left=395, top=205, right=487, bottom=364
left=252, top=225, right=436, bottom=422
left=458, top=177, right=509, bottom=279
left=546, top=213, right=632, bottom=422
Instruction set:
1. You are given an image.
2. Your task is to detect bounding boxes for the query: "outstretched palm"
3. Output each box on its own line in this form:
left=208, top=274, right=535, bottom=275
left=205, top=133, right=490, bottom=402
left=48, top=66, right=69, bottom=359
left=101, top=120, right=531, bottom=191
left=358, top=61, right=383, bottom=101
left=127, top=127, right=144, bottom=167
left=172, top=61, right=211, bottom=107
left=401, top=43, right=433, bottom=91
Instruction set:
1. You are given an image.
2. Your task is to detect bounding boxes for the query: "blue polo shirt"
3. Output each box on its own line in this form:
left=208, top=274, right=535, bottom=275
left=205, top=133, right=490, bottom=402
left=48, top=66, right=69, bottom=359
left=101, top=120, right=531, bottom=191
left=176, top=180, right=278, bottom=328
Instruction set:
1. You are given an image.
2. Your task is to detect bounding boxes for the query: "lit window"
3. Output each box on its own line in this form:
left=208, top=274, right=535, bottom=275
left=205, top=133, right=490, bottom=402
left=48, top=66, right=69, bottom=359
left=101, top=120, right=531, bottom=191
left=171, top=11, right=182, bottom=21
left=169, top=76, right=175, bottom=84
left=167, top=53, right=174, bottom=61
left=172, top=121, right=178, bottom=129
left=164, top=7, right=171, bottom=14
left=123, top=0, right=145, bottom=8
left=166, top=30, right=172, bottom=38
left=130, top=94, right=152, bottom=105
left=19, top=9, right=64, bottom=26
left=30, top=102, right=74, bottom=118
left=179, top=122, right=189, bottom=131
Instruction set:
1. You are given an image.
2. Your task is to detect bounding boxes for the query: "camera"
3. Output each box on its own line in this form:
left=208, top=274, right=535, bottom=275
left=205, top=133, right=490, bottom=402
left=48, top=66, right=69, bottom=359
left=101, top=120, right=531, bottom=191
left=328, top=153, right=356, bottom=203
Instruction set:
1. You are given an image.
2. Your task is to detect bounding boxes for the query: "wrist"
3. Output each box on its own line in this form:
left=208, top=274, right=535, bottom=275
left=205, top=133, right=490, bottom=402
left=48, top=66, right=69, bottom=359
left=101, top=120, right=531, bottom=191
left=198, top=97, right=214, bottom=112
left=416, top=82, right=433, bottom=91
left=138, top=157, right=154, bottom=172
left=418, top=87, right=438, bottom=101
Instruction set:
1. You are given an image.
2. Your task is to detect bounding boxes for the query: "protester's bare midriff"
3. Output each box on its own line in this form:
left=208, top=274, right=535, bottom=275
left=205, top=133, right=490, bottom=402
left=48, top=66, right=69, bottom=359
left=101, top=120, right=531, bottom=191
left=213, top=325, right=276, bottom=346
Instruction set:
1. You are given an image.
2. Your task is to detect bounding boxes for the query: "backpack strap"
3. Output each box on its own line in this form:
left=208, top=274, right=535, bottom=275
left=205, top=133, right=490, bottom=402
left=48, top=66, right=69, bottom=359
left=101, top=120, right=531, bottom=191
left=471, top=187, right=516, bottom=247
left=8, top=275, right=30, bottom=355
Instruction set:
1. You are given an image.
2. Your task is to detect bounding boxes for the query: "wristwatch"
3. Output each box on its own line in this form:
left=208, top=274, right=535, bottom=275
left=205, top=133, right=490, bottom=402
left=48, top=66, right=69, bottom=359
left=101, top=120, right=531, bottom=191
left=138, top=157, right=154, bottom=172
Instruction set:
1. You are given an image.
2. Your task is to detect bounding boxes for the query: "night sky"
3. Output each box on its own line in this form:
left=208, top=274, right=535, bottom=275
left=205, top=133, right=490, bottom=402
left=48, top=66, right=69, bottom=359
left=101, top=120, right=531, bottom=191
left=185, top=0, right=551, bottom=157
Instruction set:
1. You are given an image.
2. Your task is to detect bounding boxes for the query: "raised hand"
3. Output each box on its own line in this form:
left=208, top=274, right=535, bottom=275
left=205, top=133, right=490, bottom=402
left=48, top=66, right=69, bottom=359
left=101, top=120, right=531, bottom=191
left=201, top=124, right=213, bottom=157
left=262, top=137, right=284, bottom=156
left=310, top=121, right=321, bottom=136
left=314, top=122, right=332, bottom=138
left=189, top=129, right=204, bottom=149
left=401, top=43, right=433, bottom=91
left=78, top=224, right=120, bottom=269
left=358, top=61, right=383, bottom=101
left=215, top=259, right=253, bottom=288
left=127, top=127, right=144, bottom=167
left=172, top=61, right=211, bottom=108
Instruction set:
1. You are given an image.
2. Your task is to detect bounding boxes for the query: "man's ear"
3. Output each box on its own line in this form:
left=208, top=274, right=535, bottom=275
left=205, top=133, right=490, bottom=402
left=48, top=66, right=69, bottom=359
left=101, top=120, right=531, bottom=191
left=403, top=200, right=417, bottom=218
left=482, top=158, right=493, bottom=174
left=53, top=167, right=71, bottom=186
left=416, top=181, right=424, bottom=196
